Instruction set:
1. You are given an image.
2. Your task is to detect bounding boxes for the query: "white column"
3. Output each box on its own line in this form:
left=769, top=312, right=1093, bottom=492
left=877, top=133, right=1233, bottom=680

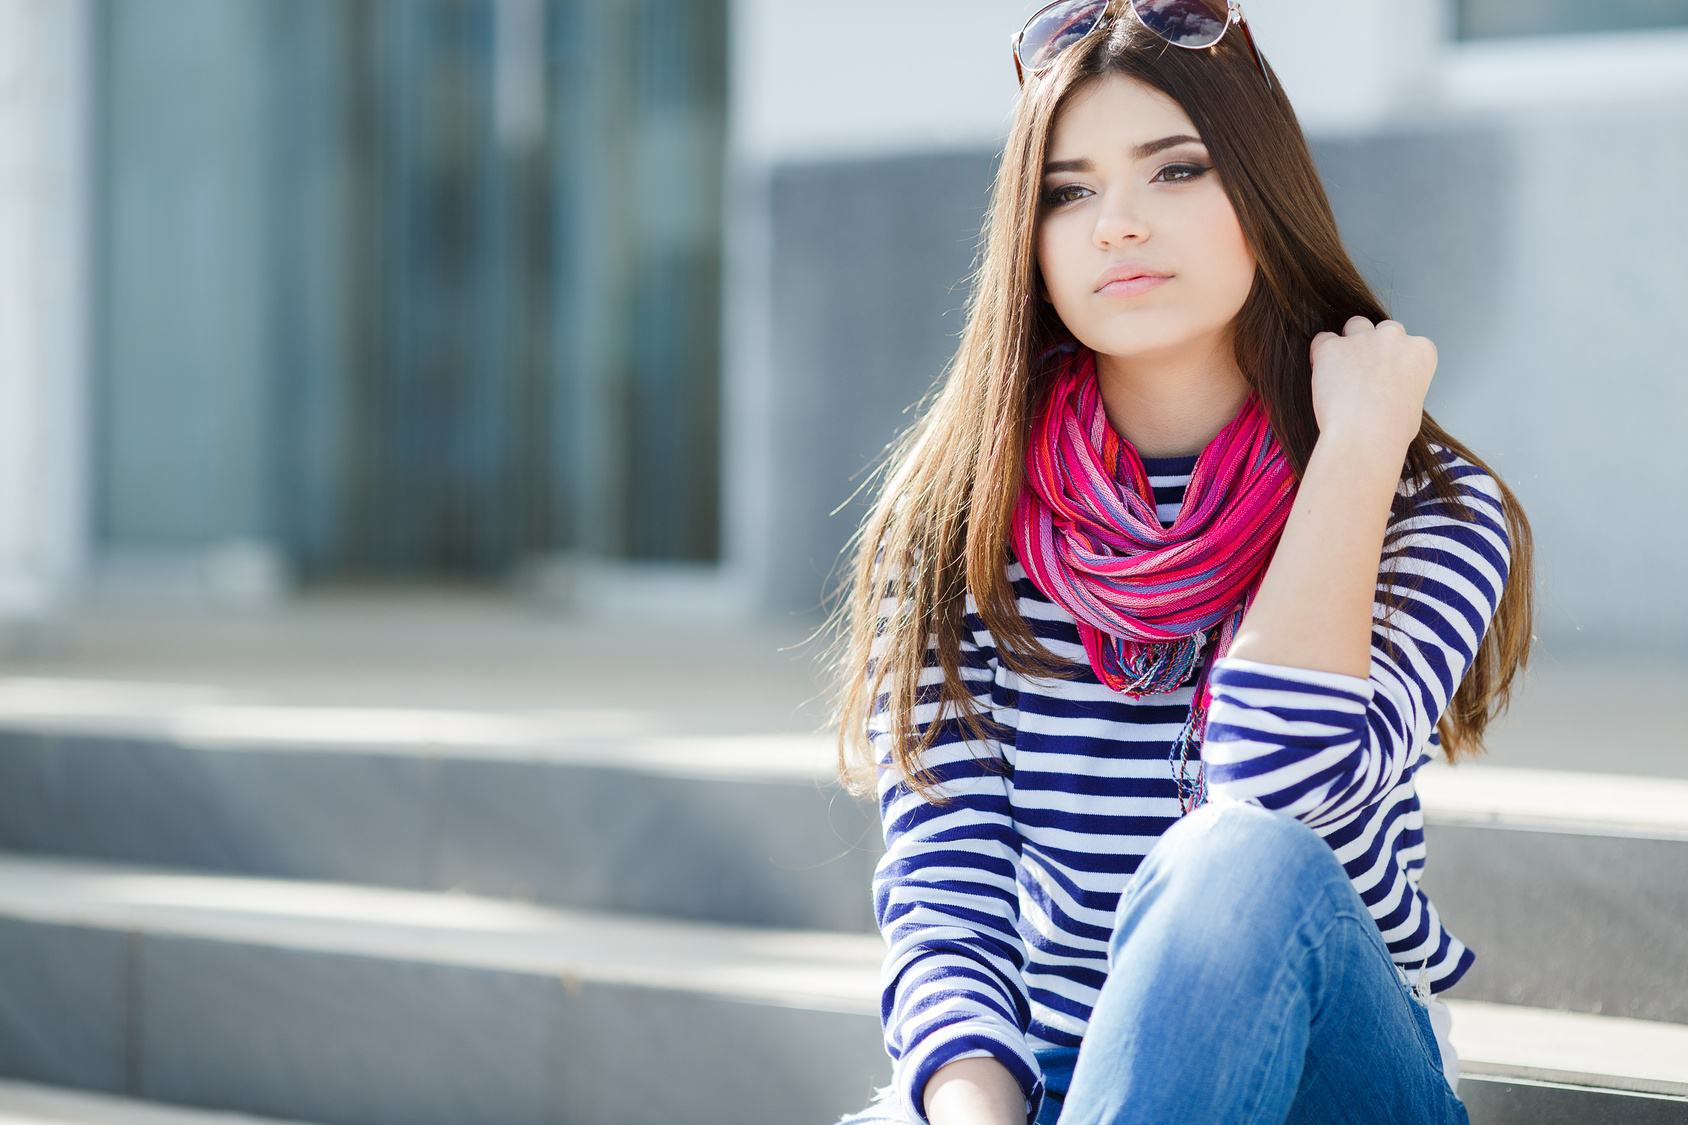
left=0, top=0, right=90, bottom=620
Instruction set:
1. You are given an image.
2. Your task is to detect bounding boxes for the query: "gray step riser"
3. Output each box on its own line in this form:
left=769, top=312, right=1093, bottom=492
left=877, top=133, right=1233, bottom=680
left=0, top=731, right=878, bottom=933
left=1421, top=824, right=1688, bottom=1024
left=1461, top=1077, right=1688, bottom=1125
left=0, top=915, right=890, bottom=1125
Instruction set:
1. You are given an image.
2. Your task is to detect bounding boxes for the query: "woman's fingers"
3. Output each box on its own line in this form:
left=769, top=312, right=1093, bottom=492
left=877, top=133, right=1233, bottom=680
left=1308, top=316, right=1439, bottom=453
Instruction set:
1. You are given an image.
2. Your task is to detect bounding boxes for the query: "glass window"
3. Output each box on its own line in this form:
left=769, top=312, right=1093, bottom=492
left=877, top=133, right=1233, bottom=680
left=97, top=0, right=729, bottom=578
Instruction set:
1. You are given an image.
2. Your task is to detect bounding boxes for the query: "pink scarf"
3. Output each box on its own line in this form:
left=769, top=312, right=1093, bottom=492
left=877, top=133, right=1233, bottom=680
left=1012, top=349, right=1298, bottom=807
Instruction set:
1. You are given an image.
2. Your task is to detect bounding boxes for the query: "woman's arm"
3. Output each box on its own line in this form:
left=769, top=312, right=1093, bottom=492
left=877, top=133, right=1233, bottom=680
left=872, top=608, right=1042, bottom=1124
left=1203, top=317, right=1510, bottom=834
left=1226, top=316, right=1437, bottom=674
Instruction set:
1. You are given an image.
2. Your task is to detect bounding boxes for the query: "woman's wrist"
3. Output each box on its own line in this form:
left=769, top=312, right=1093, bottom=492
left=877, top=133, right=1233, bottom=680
left=925, top=1056, right=1025, bottom=1125
left=1309, top=418, right=1417, bottom=476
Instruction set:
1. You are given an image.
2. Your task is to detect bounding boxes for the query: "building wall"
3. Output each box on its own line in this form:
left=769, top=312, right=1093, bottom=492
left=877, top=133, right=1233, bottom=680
left=761, top=152, right=996, bottom=614
left=1318, top=107, right=1688, bottom=651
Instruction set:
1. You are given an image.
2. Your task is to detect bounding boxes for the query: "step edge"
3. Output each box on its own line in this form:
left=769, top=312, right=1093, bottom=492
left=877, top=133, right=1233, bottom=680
left=1460, top=1061, right=1688, bottom=1100
left=0, top=857, right=883, bottom=1017
left=0, top=1077, right=323, bottom=1124
left=1422, top=810, right=1688, bottom=842
left=0, top=897, right=882, bottom=1017
left=1447, top=1000, right=1688, bottom=1093
left=0, top=718, right=839, bottom=784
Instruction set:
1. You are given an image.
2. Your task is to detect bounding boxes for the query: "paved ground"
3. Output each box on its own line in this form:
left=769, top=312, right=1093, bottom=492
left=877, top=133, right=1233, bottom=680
left=0, top=590, right=1682, bottom=778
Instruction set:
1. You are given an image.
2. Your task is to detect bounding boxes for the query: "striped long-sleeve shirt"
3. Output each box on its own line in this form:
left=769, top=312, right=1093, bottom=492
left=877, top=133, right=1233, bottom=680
left=870, top=448, right=1510, bottom=1123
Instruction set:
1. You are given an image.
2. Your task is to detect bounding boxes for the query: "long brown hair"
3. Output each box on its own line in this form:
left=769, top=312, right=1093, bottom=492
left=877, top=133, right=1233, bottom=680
left=833, top=11, right=1534, bottom=796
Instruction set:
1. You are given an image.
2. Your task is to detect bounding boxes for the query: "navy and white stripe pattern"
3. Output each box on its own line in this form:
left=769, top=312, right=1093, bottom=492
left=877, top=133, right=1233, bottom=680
left=870, top=451, right=1510, bottom=1123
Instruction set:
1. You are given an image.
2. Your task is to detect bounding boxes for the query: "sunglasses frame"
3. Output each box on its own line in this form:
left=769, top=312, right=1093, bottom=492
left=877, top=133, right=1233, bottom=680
left=1013, top=0, right=1272, bottom=90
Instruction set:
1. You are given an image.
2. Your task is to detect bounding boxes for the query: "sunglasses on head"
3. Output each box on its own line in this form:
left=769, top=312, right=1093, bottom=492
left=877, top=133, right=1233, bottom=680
left=1013, top=0, right=1271, bottom=89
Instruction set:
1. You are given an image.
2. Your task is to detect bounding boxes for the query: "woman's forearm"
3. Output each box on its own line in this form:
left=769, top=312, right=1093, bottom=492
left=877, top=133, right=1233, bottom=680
left=925, top=1056, right=1025, bottom=1125
left=1225, top=428, right=1401, bottom=677
left=1227, top=317, right=1435, bottom=678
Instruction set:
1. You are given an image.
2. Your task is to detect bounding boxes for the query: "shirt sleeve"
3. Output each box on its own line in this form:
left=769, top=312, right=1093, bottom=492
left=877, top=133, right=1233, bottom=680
left=870, top=597, right=1043, bottom=1124
left=1202, top=457, right=1512, bottom=828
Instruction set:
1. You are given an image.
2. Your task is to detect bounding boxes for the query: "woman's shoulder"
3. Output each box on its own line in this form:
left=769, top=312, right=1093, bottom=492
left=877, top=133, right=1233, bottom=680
left=1386, top=443, right=1512, bottom=576
left=1394, top=444, right=1507, bottom=525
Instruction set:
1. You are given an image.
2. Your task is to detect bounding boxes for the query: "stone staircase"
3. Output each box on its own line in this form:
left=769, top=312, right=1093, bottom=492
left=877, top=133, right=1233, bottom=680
left=0, top=644, right=1684, bottom=1124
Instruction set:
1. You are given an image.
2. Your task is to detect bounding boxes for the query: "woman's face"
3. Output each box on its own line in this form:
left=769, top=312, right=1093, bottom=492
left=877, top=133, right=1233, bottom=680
left=1036, top=75, right=1256, bottom=365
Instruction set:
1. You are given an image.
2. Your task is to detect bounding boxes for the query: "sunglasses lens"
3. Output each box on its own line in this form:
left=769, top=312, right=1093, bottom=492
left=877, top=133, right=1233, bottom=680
left=1130, top=0, right=1227, bottom=48
left=1016, top=0, right=1110, bottom=74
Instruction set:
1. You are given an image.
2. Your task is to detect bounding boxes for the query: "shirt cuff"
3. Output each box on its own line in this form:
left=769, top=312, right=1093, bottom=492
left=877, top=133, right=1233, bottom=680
left=1210, top=656, right=1374, bottom=701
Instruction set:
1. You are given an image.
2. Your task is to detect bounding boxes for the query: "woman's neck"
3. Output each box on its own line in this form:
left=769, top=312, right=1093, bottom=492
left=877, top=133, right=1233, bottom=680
left=1093, top=339, right=1252, bottom=459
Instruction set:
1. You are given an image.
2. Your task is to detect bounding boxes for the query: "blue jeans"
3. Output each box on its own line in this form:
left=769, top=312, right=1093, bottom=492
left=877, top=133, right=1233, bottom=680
left=839, top=802, right=1467, bottom=1125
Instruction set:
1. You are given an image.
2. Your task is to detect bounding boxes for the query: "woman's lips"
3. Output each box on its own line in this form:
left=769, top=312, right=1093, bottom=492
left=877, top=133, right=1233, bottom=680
left=1095, top=269, right=1172, bottom=298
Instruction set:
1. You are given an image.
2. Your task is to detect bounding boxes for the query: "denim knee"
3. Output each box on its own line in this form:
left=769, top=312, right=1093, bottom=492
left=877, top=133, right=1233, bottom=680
left=1112, top=799, right=1353, bottom=948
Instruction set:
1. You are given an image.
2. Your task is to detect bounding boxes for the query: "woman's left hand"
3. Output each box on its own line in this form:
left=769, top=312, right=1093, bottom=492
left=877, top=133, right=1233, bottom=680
left=1309, top=317, right=1437, bottom=455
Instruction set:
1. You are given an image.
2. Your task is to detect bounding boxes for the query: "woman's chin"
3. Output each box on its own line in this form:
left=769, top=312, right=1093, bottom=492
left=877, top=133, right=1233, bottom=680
left=1076, top=326, right=1230, bottom=366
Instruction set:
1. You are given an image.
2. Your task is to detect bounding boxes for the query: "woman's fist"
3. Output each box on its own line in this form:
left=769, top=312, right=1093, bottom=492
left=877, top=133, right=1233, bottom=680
left=1308, top=317, right=1437, bottom=455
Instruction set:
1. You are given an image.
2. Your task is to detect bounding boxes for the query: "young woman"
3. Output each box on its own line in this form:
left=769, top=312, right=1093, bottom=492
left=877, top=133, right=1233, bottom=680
left=831, top=2, right=1533, bottom=1124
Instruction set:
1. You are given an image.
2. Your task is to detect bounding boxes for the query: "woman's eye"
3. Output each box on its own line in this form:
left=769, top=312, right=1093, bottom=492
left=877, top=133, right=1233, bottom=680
left=1153, top=162, right=1212, bottom=184
left=1042, top=183, right=1091, bottom=207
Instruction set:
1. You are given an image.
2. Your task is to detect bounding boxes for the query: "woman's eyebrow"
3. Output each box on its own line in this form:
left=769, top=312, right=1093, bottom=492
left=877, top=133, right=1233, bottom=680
left=1044, top=135, right=1206, bottom=175
left=1044, top=157, right=1092, bottom=175
left=1134, top=133, right=1204, bottom=158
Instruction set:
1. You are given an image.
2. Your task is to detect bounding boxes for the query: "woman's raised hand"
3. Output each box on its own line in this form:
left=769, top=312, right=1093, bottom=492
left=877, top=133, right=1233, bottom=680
left=1308, top=316, right=1437, bottom=456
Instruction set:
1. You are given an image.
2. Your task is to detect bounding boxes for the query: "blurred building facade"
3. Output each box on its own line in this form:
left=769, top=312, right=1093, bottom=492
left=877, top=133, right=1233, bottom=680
left=95, top=0, right=725, bottom=588
left=1, top=0, right=1685, bottom=648
left=6, top=0, right=729, bottom=610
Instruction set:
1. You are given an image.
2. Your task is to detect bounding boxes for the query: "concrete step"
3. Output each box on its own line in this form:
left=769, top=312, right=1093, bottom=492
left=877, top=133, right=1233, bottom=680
left=3, top=684, right=1684, bottom=1021
left=0, top=684, right=877, bottom=932
left=1452, top=1001, right=1688, bottom=1125
left=1418, top=763, right=1688, bottom=1025
left=1, top=853, right=1682, bottom=1125
left=0, top=1078, right=319, bottom=1124
left=0, top=853, right=889, bottom=1125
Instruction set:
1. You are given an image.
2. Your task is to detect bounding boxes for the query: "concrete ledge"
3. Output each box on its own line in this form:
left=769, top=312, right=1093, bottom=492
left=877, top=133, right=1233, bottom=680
left=2, top=854, right=1683, bottom=1125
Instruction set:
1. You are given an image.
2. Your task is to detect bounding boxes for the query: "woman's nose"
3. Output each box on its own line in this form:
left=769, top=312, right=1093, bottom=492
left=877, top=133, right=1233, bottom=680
left=1093, top=189, right=1150, bottom=248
